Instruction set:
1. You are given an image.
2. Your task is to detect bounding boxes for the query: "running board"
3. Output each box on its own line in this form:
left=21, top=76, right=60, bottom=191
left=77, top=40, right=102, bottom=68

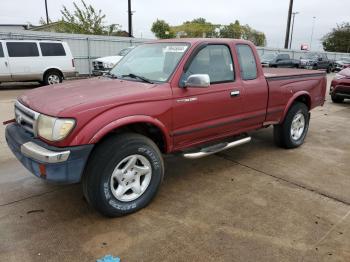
left=183, top=136, right=251, bottom=159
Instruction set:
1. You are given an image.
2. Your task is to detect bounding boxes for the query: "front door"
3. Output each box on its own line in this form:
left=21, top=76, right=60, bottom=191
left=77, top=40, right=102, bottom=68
left=171, top=44, right=244, bottom=150
left=0, top=42, right=11, bottom=82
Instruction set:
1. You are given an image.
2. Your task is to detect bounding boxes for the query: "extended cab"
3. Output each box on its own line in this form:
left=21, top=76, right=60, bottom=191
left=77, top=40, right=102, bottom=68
left=5, top=39, right=327, bottom=217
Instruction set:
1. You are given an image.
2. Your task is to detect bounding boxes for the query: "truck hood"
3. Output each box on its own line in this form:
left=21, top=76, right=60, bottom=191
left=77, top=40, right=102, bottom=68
left=94, top=56, right=123, bottom=63
left=19, top=77, right=171, bottom=117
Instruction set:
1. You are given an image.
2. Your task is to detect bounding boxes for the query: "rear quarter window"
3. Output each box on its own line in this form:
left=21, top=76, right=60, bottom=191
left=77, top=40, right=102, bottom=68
left=40, top=43, right=66, bottom=56
left=6, top=42, right=39, bottom=57
left=236, top=44, right=257, bottom=80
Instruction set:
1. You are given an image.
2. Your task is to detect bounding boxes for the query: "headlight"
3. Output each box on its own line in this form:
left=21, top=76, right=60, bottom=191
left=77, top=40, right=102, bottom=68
left=103, top=62, right=115, bottom=69
left=37, top=114, right=75, bottom=141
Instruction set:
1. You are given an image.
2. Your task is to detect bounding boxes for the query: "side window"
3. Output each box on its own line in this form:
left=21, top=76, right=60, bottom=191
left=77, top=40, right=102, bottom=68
left=6, top=42, right=39, bottom=57
left=236, top=44, right=257, bottom=80
left=185, top=45, right=234, bottom=84
left=0, top=43, right=4, bottom=57
left=40, top=43, right=66, bottom=56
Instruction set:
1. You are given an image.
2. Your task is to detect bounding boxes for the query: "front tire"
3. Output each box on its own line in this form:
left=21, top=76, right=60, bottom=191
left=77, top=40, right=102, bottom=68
left=274, top=102, right=310, bottom=149
left=82, top=133, right=164, bottom=217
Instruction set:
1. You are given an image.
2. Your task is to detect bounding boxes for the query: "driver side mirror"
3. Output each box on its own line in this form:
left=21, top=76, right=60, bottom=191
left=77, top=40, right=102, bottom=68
left=184, top=74, right=210, bottom=88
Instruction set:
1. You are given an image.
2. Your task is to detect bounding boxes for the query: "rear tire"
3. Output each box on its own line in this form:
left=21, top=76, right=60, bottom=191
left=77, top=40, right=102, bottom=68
left=274, top=102, right=310, bottom=149
left=331, top=94, right=344, bottom=103
left=43, top=70, right=63, bottom=85
left=82, top=133, right=164, bottom=217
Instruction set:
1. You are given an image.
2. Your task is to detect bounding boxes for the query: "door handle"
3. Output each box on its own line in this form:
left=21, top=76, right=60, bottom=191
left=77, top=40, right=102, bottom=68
left=230, top=90, right=240, bottom=97
left=5, top=61, right=8, bottom=67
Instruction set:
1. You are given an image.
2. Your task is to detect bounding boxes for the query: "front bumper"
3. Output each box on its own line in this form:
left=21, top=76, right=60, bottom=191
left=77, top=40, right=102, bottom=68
left=5, top=123, right=94, bottom=184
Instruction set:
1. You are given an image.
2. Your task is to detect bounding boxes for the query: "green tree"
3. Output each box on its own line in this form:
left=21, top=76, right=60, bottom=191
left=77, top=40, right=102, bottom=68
left=219, top=20, right=242, bottom=39
left=241, top=25, right=266, bottom=46
left=56, top=0, right=121, bottom=35
left=322, top=23, right=350, bottom=52
left=151, top=19, right=175, bottom=39
left=172, top=18, right=218, bottom=38
left=39, top=17, right=52, bottom=25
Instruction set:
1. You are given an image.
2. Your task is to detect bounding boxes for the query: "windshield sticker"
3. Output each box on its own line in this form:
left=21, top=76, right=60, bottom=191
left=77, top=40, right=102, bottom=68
left=163, top=46, right=188, bottom=53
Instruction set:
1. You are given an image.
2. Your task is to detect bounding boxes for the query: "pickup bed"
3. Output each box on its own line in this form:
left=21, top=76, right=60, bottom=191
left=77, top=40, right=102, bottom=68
left=5, top=39, right=327, bottom=217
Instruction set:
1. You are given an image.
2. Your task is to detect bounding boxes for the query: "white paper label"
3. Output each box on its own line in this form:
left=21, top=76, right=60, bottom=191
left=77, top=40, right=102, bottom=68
left=163, top=46, right=188, bottom=53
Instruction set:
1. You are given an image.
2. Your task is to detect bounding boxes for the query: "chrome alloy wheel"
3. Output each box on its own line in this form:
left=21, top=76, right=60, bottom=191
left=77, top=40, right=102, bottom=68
left=47, top=74, right=60, bottom=85
left=290, top=112, right=305, bottom=141
left=110, top=154, right=152, bottom=202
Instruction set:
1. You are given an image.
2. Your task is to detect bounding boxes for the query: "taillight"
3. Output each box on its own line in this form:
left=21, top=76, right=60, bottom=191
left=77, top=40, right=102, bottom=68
left=72, top=59, right=75, bottom=68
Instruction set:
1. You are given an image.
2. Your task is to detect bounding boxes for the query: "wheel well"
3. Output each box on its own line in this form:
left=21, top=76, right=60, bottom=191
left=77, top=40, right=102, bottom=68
left=43, top=68, right=63, bottom=79
left=99, top=122, right=167, bottom=153
left=294, top=95, right=311, bottom=109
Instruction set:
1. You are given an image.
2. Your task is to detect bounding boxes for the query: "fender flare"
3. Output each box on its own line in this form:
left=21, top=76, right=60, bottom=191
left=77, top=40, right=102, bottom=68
left=88, top=115, right=172, bottom=152
left=281, top=91, right=311, bottom=123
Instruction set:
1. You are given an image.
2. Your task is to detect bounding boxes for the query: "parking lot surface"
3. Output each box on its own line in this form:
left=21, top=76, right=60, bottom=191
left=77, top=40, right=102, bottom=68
left=0, top=77, right=349, bottom=262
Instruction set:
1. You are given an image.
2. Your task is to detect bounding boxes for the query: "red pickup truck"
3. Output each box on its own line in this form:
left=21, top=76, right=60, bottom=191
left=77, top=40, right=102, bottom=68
left=5, top=39, right=327, bottom=217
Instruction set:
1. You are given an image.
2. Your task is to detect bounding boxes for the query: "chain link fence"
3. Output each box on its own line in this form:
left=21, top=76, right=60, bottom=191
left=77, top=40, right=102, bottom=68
left=256, top=46, right=350, bottom=60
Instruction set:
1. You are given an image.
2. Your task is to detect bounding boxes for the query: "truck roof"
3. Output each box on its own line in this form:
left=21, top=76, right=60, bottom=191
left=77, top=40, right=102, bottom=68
left=151, top=38, right=254, bottom=45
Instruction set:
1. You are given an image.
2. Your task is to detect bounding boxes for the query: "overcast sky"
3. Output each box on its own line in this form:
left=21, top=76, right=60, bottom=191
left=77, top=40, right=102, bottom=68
left=1, top=0, right=349, bottom=50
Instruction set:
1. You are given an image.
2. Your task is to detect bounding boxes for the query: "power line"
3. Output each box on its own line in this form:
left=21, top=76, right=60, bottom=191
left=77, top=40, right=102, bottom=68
left=289, top=12, right=299, bottom=49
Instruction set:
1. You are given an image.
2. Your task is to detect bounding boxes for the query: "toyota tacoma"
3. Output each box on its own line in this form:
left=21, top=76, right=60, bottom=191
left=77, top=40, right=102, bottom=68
left=5, top=39, right=327, bottom=217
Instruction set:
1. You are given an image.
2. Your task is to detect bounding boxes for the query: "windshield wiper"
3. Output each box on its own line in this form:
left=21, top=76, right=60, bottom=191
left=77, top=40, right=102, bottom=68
left=121, top=73, right=154, bottom=84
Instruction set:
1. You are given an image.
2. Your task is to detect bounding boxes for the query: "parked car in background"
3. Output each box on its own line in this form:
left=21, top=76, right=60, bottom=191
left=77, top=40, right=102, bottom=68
left=300, top=52, right=333, bottom=73
left=5, top=39, right=327, bottom=217
left=330, top=68, right=350, bottom=103
left=0, top=40, right=76, bottom=85
left=92, top=46, right=134, bottom=76
left=260, top=53, right=300, bottom=68
left=333, top=57, right=350, bottom=72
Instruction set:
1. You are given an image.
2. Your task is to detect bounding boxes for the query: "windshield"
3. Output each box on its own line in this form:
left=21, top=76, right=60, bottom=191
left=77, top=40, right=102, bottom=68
left=110, top=43, right=189, bottom=83
left=261, top=54, right=276, bottom=60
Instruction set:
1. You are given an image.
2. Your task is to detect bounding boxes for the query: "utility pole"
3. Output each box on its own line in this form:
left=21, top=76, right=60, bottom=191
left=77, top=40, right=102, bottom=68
left=289, top=12, right=299, bottom=49
left=128, top=0, right=133, bottom=37
left=45, top=0, right=49, bottom=24
left=284, top=0, right=294, bottom=49
left=310, top=16, right=316, bottom=50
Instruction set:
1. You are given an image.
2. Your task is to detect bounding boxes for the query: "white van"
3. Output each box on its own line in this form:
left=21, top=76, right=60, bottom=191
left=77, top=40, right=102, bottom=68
left=0, top=40, right=77, bottom=85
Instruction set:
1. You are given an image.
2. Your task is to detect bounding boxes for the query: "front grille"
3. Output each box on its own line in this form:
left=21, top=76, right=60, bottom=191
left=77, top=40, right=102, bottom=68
left=14, top=101, right=40, bottom=137
left=93, top=61, right=105, bottom=70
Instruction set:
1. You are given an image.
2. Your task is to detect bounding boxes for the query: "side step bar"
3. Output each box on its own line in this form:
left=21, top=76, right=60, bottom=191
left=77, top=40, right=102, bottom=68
left=183, top=136, right=251, bottom=159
